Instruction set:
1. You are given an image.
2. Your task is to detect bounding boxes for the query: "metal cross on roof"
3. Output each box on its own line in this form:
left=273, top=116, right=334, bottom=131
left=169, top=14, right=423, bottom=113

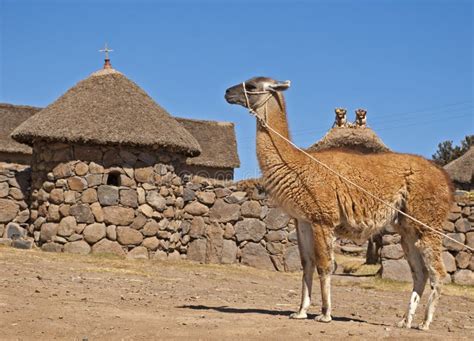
left=99, top=43, right=113, bottom=60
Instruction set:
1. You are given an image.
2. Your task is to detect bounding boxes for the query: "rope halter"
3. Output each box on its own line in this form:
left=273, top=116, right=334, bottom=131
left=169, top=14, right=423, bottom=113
left=242, top=82, right=275, bottom=127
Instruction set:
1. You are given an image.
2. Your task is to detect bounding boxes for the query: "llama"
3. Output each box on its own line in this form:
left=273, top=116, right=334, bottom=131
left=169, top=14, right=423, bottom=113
left=225, top=77, right=453, bottom=330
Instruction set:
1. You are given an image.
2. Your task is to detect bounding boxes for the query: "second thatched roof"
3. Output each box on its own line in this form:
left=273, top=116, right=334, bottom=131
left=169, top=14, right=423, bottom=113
left=176, top=118, right=240, bottom=169
left=307, top=127, right=390, bottom=153
left=444, top=147, right=473, bottom=188
left=0, top=103, right=41, bottom=155
left=11, top=68, right=201, bottom=156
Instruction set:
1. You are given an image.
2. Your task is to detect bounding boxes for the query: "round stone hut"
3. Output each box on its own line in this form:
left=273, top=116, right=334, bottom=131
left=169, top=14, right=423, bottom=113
left=11, top=64, right=203, bottom=255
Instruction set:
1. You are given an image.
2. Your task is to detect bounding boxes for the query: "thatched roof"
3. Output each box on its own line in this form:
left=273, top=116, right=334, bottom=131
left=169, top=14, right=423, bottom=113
left=0, top=103, right=41, bottom=154
left=176, top=118, right=240, bottom=169
left=11, top=68, right=201, bottom=156
left=307, top=127, right=390, bottom=153
left=444, top=147, right=473, bottom=187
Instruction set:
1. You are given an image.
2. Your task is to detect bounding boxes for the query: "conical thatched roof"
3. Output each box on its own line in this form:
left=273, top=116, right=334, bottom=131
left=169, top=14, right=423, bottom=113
left=307, top=127, right=390, bottom=153
left=444, top=147, right=473, bottom=188
left=11, top=68, right=201, bottom=156
left=0, top=103, right=41, bottom=154
left=176, top=118, right=240, bottom=169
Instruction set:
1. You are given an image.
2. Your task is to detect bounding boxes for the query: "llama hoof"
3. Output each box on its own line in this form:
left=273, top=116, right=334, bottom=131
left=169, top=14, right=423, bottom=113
left=314, top=314, right=332, bottom=323
left=396, top=319, right=409, bottom=328
left=289, top=312, right=307, bottom=319
left=417, top=323, right=430, bottom=331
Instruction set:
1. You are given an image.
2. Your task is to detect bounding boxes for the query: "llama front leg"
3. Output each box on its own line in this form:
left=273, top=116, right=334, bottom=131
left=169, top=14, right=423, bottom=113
left=290, top=220, right=315, bottom=319
left=313, top=223, right=334, bottom=323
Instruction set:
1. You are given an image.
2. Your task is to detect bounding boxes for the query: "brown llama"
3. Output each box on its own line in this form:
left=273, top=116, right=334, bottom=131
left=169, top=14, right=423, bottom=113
left=225, top=77, right=453, bottom=330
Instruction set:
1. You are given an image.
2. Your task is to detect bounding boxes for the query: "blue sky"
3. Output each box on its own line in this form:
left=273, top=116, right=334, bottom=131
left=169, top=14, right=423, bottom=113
left=1, top=0, right=472, bottom=179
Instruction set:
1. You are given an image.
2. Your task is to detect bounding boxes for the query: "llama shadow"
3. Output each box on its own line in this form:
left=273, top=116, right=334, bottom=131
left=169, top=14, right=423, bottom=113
left=177, top=305, right=373, bottom=324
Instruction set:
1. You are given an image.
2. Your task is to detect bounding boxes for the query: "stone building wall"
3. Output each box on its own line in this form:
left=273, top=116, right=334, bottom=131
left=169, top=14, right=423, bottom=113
left=381, top=194, right=474, bottom=286
left=0, top=162, right=33, bottom=248
left=27, top=142, right=300, bottom=271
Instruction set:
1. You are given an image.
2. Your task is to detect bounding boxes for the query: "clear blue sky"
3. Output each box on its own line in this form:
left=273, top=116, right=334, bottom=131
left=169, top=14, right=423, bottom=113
left=1, top=0, right=472, bottom=180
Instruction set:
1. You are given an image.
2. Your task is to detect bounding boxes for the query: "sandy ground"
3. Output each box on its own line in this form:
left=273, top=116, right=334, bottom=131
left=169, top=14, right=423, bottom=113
left=0, top=247, right=473, bottom=340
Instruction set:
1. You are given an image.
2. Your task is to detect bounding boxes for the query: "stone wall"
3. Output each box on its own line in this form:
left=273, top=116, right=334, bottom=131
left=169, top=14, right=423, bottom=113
left=381, top=193, right=474, bottom=285
left=26, top=142, right=300, bottom=271
left=0, top=162, right=33, bottom=248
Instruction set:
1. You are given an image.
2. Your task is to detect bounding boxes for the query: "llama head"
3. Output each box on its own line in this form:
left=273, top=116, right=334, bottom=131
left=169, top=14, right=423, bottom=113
left=335, top=108, right=347, bottom=118
left=225, top=77, right=290, bottom=113
left=355, top=108, right=367, bottom=119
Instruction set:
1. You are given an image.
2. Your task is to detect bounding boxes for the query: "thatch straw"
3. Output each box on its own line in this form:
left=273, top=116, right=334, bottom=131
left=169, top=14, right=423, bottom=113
left=307, top=127, right=390, bottom=153
left=444, top=147, right=473, bottom=187
left=176, top=118, right=240, bottom=168
left=11, top=68, right=201, bottom=156
left=0, top=103, right=41, bottom=154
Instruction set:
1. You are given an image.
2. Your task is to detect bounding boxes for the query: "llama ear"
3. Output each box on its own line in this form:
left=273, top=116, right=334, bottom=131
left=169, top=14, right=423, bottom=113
left=267, top=80, right=291, bottom=92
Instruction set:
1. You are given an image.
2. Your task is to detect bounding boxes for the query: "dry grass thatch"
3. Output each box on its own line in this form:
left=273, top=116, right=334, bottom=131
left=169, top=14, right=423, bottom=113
left=0, top=103, right=41, bottom=154
left=11, top=69, right=201, bottom=156
left=307, top=127, right=390, bottom=154
left=444, top=147, right=474, bottom=187
left=176, top=118, right=240, bottom=169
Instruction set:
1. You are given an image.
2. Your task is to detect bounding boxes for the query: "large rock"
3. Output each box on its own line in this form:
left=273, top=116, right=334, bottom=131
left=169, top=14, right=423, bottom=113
left=225, top=191, right=247, bottom=204
left=284, top=245, right=302, bottom=271
left=142, top=220, right=159, bottom=236
left=235, top=218, right=266, bottom=242
left=103, top=206, right=135, bottom=225
left=146, top=191, right=166, bottom=211
left=0, top=199, right=19, bottom=223
left=57, top=216, right=77, bottom=237
left=92, top=239, right=125, bottom=257
left=241, top=200, right=262, bottom=218
left=64, top=240, right=91, bottom=255
left=40, top=223, right=58, bottom=242
left=187, top=239, right=207, bottom=263
left=41, top=242, right=63, bottom=253
left=98, top=185, right=119, bottom=206
left=4, top=222, right=26, bottom=239
left=264, top=208, right=290, bottom=230
left=81, top=188, right=98, bottom=203
left=0, top=182, right=9, bottom=197
left=184, top=201, right=209, bottom=216
left=221, top=240, right=238, bottom=264
left=197, top=191, right=216, bottom=205
left=68, top=176, right=87, bottom=192
left=52, top=163, right=73, bottom=178
left=466, top=232, right=474, bottom=249
left=455, top=218, right=471, bottom=233
left=142, top=237, right=160, bottom=250
left=452, top=269, right=474, bottom=286
left=127, top=246, right=149, bottom=260
left=442, top=251, right=457, bottom=273
left=443, top=233, right=466, bottom=251
left=189, top=216, right=206, bottom=238
left=206, top=223, right=224, bottom=263
left=455, top=251, right=471, bottom=269
left=241, top=242, right=275, bottom=270
left=120, top=189, right=138, bottom=208
left=265, top=231, right=286, bottom=242
left=69, top=204, right=94, bottom=224
left=83, top=223, right=106, bottom=244
left=382, top=259, right=412, bottom=282
left=209, top=199, right=240, bottom=223
left=49, top=188, right=64, bottom=204
left=381, top=244, right=404, bottom=260
left=12, top=239, right=33, bottom=250
left=117, top=227, right=143, bottom=245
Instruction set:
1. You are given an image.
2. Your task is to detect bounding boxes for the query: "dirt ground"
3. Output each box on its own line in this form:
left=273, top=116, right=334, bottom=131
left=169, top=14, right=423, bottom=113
left=0, top=247, right=473, bottom=340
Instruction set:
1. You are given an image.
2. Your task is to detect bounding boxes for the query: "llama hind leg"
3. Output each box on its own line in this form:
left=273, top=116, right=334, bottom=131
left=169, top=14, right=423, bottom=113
left=417, top=238, right=445, bottom=331
left=290, top=220, right=315, bottom=319
left=313, top=223, right=334, bottom=323
left=396, top=233, right=428, bottom=329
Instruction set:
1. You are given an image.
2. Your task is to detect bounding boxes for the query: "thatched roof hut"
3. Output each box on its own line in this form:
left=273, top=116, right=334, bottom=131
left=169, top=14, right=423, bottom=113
left=176, top=118, right=240, bottom=169
left=307, top=127, right=390, bottom=153
left=444, top=147, right=474, bottom=190
left=11, top=68, right=201, bottom=156
left=0, top=103, right=41, bottom=163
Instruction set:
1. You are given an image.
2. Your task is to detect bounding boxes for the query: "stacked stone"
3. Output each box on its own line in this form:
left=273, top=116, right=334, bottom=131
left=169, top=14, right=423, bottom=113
left=183, top=180, right=299, bottom=271
left=381, top=194, right=474, bottom=286
left=0, top=162, right=33, bottom=249
left=30, top=143, right=188, bottom=259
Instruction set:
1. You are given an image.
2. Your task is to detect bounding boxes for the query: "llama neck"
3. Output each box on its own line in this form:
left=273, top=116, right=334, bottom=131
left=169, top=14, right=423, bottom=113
left=255, top=93, right=296, bottom=176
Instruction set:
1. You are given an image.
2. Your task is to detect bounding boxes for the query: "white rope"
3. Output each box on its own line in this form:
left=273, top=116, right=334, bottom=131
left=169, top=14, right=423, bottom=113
left=242, top=84, right=473, bottom=252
